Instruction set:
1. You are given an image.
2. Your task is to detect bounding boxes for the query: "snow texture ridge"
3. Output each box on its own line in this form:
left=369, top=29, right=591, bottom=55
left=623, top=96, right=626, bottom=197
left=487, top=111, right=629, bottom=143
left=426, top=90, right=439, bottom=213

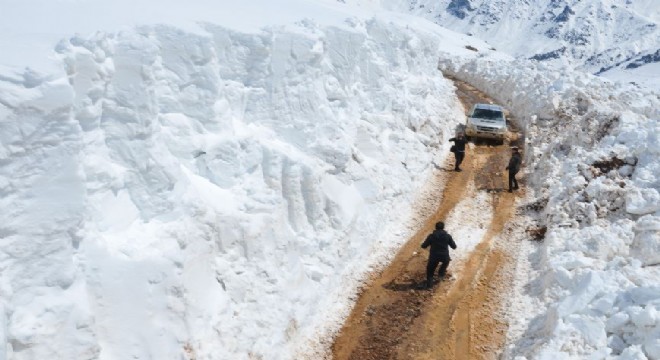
left=0, top=15, right=471, bottom=360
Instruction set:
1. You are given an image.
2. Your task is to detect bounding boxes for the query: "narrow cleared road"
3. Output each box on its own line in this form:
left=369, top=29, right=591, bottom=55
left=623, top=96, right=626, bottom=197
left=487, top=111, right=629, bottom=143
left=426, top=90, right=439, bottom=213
left=331, top=78, right=526, bottom=360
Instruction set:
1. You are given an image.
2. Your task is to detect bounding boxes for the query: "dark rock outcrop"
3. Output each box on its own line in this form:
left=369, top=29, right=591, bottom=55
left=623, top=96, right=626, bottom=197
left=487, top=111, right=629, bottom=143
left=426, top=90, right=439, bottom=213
left=447, top=0, right=475, bottom=19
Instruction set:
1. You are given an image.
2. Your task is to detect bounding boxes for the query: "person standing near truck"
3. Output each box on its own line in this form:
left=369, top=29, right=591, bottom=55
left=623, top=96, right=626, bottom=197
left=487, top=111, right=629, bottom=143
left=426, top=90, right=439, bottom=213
left=421, top=221, right=457, bottom=289
left=449, top=133, right=467, bottom=172
left=506, top=146, right=522, bottom=192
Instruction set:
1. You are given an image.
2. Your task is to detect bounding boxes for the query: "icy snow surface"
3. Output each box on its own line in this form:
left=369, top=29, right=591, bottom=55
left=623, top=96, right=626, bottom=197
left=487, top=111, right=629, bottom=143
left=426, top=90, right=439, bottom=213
left=1, top=0, right=659, bottom=359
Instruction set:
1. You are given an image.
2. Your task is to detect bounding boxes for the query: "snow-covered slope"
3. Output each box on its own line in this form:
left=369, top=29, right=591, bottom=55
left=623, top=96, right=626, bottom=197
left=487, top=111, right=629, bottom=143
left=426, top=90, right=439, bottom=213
left=0, top=2, right=495, bottom=359
left=382, top=0, right=660, bottom=91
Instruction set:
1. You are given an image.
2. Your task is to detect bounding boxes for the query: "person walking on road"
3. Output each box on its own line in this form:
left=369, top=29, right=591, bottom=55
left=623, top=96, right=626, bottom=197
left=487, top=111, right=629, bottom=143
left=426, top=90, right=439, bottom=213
left=449, top=133, right=468, bottom=172
left=506, top=146, right=522, bottom=192
left=421, top=221, right=457, bottom=289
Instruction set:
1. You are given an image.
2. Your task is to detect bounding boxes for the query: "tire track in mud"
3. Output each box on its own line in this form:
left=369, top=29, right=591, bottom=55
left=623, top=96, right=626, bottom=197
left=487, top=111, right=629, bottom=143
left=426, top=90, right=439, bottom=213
left=331, top=78, right=525, bottom=360
left=401, top=186, right=515, bottom=360
left=331, top=161, right=475, bottom=360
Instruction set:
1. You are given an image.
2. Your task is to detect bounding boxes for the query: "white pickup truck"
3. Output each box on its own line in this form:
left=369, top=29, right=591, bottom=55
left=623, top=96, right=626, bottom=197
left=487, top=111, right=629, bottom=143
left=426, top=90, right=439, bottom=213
left=464, top=103, right=508, bottom=144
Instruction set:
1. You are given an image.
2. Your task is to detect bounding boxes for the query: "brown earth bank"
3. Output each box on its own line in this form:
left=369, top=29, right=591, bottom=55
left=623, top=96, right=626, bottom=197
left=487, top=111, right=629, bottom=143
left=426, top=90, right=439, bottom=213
left=331, top=78, right=526, bottom=360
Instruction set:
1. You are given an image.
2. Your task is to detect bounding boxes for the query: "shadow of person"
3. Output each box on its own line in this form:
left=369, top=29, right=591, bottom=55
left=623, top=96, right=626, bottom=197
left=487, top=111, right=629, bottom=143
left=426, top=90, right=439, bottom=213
left=382, top=279, right=424, bottom=292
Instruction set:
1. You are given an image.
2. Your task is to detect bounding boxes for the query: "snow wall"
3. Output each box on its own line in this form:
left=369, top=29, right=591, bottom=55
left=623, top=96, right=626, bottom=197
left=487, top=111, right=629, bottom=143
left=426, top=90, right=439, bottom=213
left=440, top=54, right=660, bottom=359
left=0, top=18, right=473, bottom=360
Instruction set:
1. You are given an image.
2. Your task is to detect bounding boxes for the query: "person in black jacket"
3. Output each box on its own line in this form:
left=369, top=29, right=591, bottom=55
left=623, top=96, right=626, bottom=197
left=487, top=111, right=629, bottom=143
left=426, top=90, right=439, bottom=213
left=506, top=147, right=522, bottom=192
left=449, top=133, right=467, bottom=171
left=420, top=221, right=457, bottom=289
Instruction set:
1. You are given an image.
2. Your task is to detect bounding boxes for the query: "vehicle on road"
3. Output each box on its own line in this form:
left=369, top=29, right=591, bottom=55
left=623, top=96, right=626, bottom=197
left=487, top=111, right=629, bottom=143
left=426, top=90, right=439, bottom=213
left=464, top=103, right=508, bottom=144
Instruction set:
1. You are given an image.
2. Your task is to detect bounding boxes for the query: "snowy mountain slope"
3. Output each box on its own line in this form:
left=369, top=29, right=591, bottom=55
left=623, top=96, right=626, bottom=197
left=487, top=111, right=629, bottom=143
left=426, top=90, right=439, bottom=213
left=381, top=0, right=660, bottom=91
left=0, top=3, right=499, bottom=358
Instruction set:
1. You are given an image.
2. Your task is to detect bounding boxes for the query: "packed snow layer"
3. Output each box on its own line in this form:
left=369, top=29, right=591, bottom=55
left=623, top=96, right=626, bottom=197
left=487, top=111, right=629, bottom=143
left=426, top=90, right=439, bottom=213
left=0, top=10, right=496, bottom=359
left=439, top=52, right=660, bottom=359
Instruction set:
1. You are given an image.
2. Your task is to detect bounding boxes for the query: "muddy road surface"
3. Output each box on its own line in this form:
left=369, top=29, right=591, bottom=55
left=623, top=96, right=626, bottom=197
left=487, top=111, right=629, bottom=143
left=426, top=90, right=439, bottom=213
left=331, top=78, right=525, bottom=360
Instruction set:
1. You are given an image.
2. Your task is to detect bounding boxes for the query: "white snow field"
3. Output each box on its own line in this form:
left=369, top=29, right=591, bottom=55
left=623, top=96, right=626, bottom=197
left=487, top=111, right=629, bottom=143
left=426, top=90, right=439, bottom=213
left=0, top=0, right=658, bottom=359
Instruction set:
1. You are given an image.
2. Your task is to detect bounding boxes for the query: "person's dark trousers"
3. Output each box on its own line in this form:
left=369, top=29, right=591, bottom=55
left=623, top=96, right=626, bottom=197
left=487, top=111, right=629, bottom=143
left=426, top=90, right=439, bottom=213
left=508, top=170, right=519, bottom=191
left=454, top=151, right=465, bottom=170
left=437, top=261, right=449, bottom=277
left=426, top=257, right=450, bottom=287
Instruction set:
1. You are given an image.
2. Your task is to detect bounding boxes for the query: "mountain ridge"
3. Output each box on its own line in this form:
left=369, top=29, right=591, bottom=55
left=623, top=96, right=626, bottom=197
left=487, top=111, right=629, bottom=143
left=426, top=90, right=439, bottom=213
left=382, top=0, right=660, bottom=89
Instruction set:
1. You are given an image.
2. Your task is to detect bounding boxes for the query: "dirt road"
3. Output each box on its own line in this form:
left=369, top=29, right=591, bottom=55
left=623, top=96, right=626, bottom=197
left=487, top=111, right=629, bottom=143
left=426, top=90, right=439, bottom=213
left=331, top=78, right=525, bottom=360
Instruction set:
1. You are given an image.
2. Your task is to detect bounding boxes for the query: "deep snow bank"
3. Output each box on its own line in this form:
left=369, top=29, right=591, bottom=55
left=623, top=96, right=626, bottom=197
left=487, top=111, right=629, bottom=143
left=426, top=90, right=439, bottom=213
left=439, top=52, right=660, bottom=359
left=0, top=13, right=489, bottom=359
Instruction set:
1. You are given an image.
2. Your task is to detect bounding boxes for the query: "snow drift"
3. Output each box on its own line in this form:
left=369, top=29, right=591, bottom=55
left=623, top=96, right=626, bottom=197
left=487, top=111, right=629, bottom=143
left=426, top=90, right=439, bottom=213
left=0, top=12, right=487, bottom=360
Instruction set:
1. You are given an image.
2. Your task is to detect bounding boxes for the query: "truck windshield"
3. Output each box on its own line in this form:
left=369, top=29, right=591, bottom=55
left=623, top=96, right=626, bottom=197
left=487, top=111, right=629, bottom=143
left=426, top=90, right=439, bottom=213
left=472, top=109, right=504, bottom=121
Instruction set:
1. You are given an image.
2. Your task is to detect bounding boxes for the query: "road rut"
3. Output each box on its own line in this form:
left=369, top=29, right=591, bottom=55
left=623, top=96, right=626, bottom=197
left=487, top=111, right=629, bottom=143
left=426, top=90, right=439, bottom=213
left=331, top=79, right=525, bottom=360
